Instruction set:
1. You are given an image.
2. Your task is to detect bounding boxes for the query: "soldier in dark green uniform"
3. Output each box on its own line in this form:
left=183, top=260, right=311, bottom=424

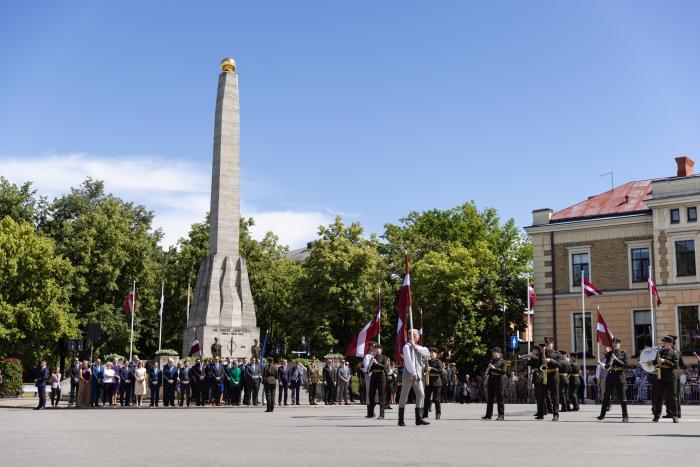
left=526, top=345, right=546, bottom=419
left=558, top=350, right=570, bottom=413
left=422, top=348, right=444, bottom=420
left=482, top=347, right=507, bottom=420
left=543, top=337, right=561, bottom=421
left=568, top=354, right=580, bottom=411
left=652, top=335, right=679, bottom=423
left=664, top=335, right=686, bottom=419
left=597, top=337, right=628, bottom=422
left=366, top=343, right=389, bottom=420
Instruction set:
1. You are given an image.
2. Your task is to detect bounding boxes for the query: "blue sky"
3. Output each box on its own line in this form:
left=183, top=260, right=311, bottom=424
left=2, top=1, right=700, bottom=247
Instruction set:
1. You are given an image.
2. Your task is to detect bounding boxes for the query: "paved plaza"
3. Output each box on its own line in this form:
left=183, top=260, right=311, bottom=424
left=1, top=400, right=698, bottom=466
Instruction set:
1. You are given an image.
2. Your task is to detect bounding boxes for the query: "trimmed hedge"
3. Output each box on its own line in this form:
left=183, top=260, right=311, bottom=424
left=0, top=358, right=24, bottom=396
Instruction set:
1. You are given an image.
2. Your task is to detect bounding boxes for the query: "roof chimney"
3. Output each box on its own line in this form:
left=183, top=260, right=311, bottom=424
left=675, top=156, right=694, bottom=177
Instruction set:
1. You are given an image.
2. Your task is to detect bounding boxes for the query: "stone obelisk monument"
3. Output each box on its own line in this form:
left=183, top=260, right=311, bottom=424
left=183, top=58, right=259, bottom=358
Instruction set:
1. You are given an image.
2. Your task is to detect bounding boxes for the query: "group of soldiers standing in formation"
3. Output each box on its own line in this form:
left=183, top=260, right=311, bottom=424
left=478, top=334, right=686, bottom=423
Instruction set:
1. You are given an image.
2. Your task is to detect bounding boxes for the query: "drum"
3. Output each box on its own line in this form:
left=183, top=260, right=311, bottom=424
left=639, top=346, right=659, bottom=374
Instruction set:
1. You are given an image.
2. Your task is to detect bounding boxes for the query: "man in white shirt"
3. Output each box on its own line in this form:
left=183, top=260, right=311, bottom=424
left=363, top=346, right=375, bottom=404
left=398, top=329, right=430, bottom=426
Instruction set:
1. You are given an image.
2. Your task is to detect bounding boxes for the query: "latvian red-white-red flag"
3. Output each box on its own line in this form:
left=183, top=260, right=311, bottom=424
left=583, top=278, right=602, bottom=297
left=649, top=277, right=662, bottom=306
left=123, top=292, right=136, bottom=315
left=345, top=306, right=381, bottom=357
left=528, top=285, right=537, bottom=311
left=188, top=329, right=201, bottom=357
left=596, top=309, right=615, bottom=348
left=394, top=257, right=411, bottom=364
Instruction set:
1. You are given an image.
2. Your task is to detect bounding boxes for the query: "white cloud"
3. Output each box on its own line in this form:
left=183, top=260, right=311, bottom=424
left=0, top=153, right=331, bottom=249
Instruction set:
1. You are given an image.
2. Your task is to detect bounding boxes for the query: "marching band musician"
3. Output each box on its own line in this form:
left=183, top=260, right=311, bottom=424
left=366, top=343, right=389, bottom=420
left=482, top=347, right=507, bottom=421
left=558, top=350, right=571, bottom=413
left=597, top=337, right=628, bottom=422
left=542, top=337, right=561, bottom=421
left=423, top=347, right=445, bottom=420
left=397, top=329, right=430, bottom=427
left=664, top=335, right=685, bottom=420
left=526, top=345, right=546, bottom=420
left=568, top=354, right=580, bottom=411
left=652, top=335, right=680, bottom=423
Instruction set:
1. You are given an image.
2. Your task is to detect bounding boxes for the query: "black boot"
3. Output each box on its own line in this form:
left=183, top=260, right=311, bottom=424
left=366, top=405, right=375, bottom=418
left=416, top=408, right=430, bottom=425
left=398, top=408, right=405, bottom=426
left=435, top=402, right=441, bottom=420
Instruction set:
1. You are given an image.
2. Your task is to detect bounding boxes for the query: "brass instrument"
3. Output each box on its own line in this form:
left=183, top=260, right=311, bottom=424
left=540, top=347, right=548, bottom=385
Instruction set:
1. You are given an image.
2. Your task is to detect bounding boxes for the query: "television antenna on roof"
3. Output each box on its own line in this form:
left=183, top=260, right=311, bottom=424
left=599, top=172, right=614, bottom=190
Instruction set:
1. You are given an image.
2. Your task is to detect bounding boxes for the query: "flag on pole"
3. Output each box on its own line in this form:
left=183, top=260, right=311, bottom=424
left=345, top=306, right=381, bottom=357
left=583, top=277, right=602, bottom=297
left=188, top=329, right=201, bottom=356
left=596, top=309, right=615, bottom=348
left=123, top=291, right=136, bottom=315
left=528, top=285, right=537, bottom=310
left=649, top=277, right=662, bottom=306
left=394, top=258, right=411, bottom=364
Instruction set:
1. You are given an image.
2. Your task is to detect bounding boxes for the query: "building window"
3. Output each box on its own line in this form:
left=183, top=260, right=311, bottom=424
left=671, top=209, right=680, bottom=224
left=677, top=305, right=700, bottom=354
left=675, top=240, right=696, bottom=277
left=573, top=312, right=592, bottom=354
left=688, top=207, right=697, bottom=222
left=633, top=310, right=652, bottom=354
left=630, top=248, right=650, bottom=283
left=571, top=253, right=589, bottom=287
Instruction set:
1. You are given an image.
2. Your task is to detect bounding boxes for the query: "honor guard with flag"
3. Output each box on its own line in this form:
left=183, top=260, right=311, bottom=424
left=597, top=337, right=629, bottom=422
left=366, top=343, right=389, bottom=420
left=398, top=329, right=430, bottom=426
left=652, top=335, right=680, bottom=423
left=482, top=347, right=507, bottom=421
left=422, top=347, right=445, bottom=420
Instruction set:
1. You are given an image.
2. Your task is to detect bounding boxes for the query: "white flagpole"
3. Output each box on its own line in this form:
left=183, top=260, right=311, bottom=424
left=526, top=277, right=532, bottom=357
left=649, top=265, right=656, bottom=344
left=377, top=287, right=381, bottom=346
left=186, top=282, right=191, bottom=325
left=129, top=281, right=136, bottom=362
left=158, top=281, right=164, bottom=351
left=582, top=270, right=587, bottom=400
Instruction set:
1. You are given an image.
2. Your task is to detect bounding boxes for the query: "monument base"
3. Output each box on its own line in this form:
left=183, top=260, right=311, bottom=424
left=183, top=325, right=260, bottom=360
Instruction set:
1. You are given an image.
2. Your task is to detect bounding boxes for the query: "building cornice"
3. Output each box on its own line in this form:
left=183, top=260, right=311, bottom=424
left=524, top=213, right=652, bottom=235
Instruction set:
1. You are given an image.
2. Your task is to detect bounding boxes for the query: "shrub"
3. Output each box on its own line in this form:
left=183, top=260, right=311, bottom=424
left=155, top=349, right=179, bottom=356
left=103, top=353, right=125, bottom=363
left=0, top=358, right=24, bottom=396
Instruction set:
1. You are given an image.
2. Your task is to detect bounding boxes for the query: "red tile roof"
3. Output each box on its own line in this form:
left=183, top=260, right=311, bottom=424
left=550, top=180, right=652, bottom=221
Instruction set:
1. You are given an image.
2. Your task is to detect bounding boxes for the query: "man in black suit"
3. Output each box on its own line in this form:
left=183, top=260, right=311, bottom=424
left=178, top=361, right=191, bottom=407
left=191, top=357, right=206, bottom=406
left=34, top=360, right=49, bottom=410
left=149, top=362, right=162, bottom=407
left=119, top=360, right=133, bottom=406
left=241, top=357, right=250, bottom=405
left=277, top=359, right=290, bottom=405
left=323, top=359, right=336, bottom=405
left=69, top=357, right=80, bottom=407
left=246, top=357, right=261, bottom=406
left=162, top=358, right=178, bottom=407
left=209, top=356, right=224, bottom=405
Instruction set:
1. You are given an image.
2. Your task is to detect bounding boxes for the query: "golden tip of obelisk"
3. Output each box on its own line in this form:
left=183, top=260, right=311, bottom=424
left=220, top=57, right=237, bottom=73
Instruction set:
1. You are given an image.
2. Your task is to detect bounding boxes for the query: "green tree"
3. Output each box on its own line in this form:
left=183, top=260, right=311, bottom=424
left=0, top=217, right=77, bottom=365
left=0, top=177, right=39, bottom=224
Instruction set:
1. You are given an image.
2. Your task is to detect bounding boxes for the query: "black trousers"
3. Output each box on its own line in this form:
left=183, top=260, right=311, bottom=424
left=50, top=388, right=61, bottom=406
left=423, top=384, right=442, bottom=417
left=265, top=384, right=276, bottom=411
left=600, top=376, right=627, bottom=417
left=243, top=382, right=251, bottom=405
left=119, top=381, right=132, bottom=406
left=484, top=378, right=504, bottom=418
left=534, top=383, right=546, bottom=417
left=179, top=382, right=190, bottom=406
left=324, top=383, right=335, bottom=404
left=368, top=376, right=385, bottom=417
left=278, top=382, right=288, bottom=404
left=232, top=386, right=242, bottom=405
left=103, top=383, right=114, bottom=405
left=150, top=384, right=160, bottom=406
left=568, top=383, right=580, bottom=410
left=290, top=383, right=300, bottom=404
left=309, top=382, right=317, bottom=404
left=69, top=379, right=78, bottom=405
left=252, top=382, right=260, bottom=405
left=210, top=378, right=222, bottom=404
left=652, top=379, right=678, bottom=418
left=544, top=375, right=559, bottom=415
left=163, top=383, right=176, bottom=406
left=559, top=379, right=569, bottom=412
left=37, top=385, right=46, bottom=408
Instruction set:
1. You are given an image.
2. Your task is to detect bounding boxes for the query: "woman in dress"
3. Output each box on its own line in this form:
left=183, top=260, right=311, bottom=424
left=76, top=361, right=92, bottom=408
left=134, top=361, right=147, bottom=406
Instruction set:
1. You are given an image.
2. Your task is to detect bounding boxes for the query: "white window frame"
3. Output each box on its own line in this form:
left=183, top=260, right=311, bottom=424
left=630, top=308, right=652, bottom=355
left=626, top=240, right=652, bottom=290
left=670, top=234, right=699, bottom=283
left=674, top=304, right=699, bottom=353
left=567, top=245, right=591, bottom=293
left=571, top=311, right=592, bottom=354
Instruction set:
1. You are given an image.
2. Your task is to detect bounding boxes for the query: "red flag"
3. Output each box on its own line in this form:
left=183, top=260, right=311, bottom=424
left=528, top=285, right=537, bottom=310
left=123, top=292, right=136, bottom=315
left=649, top=278, right=662, bottom=306
left=596, top=310, right=615, bottom=348
left=583, top=278, right=602, bottom=297
left=395, top=257, right=411, bottom=364
left=188, top=329, right=201, bottom=357
left=345, top=306, right=381, bottom=357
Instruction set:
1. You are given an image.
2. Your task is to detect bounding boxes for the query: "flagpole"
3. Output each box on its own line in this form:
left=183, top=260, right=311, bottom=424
left=419, top=308, right=424, bottom=345
left=526, top=276, right=531, bottom=376
left=186, top=281, right=191, bottom=325
left=129, top=281, right=136, bottom=362
left=649, top=265, right=656, bottom=344
left=377, top=287, right=381, bottom=346
left=582, top=271, right=587, bottom=400
left=158, top=281, right=164, bottom=351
